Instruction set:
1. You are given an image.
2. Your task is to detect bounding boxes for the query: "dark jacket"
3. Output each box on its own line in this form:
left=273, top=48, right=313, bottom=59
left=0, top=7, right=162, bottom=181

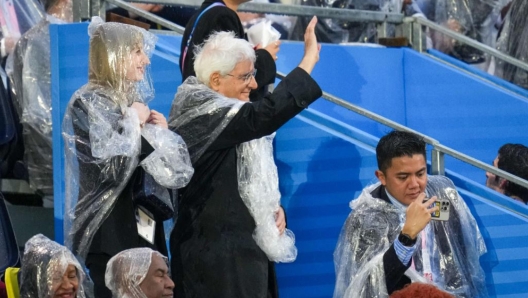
left=169, top=67, right=322, bottom=298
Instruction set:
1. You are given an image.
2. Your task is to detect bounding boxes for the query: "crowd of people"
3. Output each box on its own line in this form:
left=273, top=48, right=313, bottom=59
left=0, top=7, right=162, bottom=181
left=1, top=0, right=528, bottom=297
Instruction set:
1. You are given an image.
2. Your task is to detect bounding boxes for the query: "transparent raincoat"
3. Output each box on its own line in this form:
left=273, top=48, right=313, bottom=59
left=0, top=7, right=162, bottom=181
left=20, top=234, right=86, bottom=298
left=105, top=248, right=167, bottom=298
left=62, top=17, right=193, bottom=261
left=293, top=0, right=399, bottom=44
left=495, top=0, right=528, bottom=89
left=414, top=0, right=493, bottom=63
left=7, top=0, right=72, bottom=197
left=169, top=77, right=297, bottom=262
left=334, top=175, right=487, bottom=298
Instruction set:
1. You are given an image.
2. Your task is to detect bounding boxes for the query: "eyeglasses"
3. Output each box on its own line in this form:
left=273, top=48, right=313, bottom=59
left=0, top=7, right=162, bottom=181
left=226, top=69, right=257, bottom=84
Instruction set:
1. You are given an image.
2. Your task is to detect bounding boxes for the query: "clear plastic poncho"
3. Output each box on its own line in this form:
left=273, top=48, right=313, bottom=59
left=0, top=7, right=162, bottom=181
left=62, top=17, right=193, bottom=261
left=105, top=248, right=166, bottom=298
left=495, top=0, right=528, bottom=89
left=169, top=77, right=297, bottom=262
left=20, top=234, right=86, bottom=298
left=0, top=0, right=44, bottom=43
left=6, top=13, right=68, bottom=197
left=333, top=175, right=487, bottom=298
left=415, top=0, right=489, bottom=63
left=294, top=0, right=399, bottom=44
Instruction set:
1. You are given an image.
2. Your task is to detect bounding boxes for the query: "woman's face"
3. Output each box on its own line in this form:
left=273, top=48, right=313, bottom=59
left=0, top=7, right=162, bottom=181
left=214, top=59, right=257, bottom=102
left=51, top=264, right=79, bottom=298
left=125, top=44, right=150, bottom=82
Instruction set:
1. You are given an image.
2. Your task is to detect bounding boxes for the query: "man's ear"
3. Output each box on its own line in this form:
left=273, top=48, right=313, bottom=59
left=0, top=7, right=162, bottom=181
left=209, top=72, right=221, bottom=91
left=375, top=170, right=386, bottom=185
left=499, top=178, right=508, bottom=191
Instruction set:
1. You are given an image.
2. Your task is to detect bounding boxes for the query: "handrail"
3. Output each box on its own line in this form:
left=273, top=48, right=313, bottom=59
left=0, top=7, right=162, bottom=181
left=276, top=70, right=528, bottom=190
left=411, top=17, right=528, bottom=74
left=124, top=0, right=405, bottom=23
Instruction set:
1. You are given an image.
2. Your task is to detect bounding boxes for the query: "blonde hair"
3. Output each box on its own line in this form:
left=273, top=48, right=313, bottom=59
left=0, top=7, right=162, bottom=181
left=88, top=23, right=144, bottom=95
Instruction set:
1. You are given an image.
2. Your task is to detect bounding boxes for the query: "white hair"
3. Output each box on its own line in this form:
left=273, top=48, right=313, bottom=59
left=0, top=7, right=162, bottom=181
left=193, top=31, right=256, bottom=86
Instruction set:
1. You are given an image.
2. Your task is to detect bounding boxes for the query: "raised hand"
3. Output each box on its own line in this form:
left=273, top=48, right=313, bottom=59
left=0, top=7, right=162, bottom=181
left=298, top=16, right=321, bottom=75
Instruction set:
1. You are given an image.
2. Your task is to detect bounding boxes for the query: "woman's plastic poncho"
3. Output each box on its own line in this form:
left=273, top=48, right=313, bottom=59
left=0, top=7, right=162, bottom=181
left=169, top=77, right=297, bottom=262
left=62, top=17, right=193, bottom=261
left=105, top=248, right=166, bottom=298
left=20, top=234, right=86, bottom=298
left=333, top=175, right=487, bottom=298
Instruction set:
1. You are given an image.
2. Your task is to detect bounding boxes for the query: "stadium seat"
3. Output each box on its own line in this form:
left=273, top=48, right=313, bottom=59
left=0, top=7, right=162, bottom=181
left=4, top=267, right=19, bottom=298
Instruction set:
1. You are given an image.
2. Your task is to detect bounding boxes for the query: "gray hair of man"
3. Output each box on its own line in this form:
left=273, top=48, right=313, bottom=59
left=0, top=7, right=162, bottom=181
left=193, top=31, right=256, bottom=86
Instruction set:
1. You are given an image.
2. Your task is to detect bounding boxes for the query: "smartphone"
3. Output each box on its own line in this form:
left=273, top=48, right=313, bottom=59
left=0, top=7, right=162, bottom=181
left=424, top=198, right=450, bottom=221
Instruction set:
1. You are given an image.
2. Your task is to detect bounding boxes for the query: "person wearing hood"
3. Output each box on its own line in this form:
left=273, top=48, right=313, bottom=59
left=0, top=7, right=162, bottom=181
left=168, top=16, right=321, bottom=298
left=105, top=248, right=175, bottom=298
left=19, top=234, right=86, bottom=298
left=62, top=17, right=193, bottom=298
left=333, top=131, right=488, bottom=298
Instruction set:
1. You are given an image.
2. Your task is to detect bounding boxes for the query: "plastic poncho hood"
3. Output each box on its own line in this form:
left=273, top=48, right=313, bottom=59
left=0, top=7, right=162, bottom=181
left=20, top=234, right=86, bottom=298
left=105, top=248, right=167, bottom=298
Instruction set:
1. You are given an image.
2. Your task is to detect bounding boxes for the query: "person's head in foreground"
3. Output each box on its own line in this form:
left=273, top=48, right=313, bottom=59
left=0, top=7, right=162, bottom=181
left=20, top=234, right=85, bottom=298
left=375, top=130, right=427, bottom=205
left=105, top=248, right=174, bottom=298
left=193, top=31, right=257, bottom=102
left=88, top=17, right=156, bottom=104
left=486, top=143, right=528, bottom=203
left=390, top=282, right=454, bottom=298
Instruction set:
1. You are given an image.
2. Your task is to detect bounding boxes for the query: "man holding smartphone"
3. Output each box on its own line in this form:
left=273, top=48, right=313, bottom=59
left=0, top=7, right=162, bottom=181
left=333, top=131, right=488, bottom=298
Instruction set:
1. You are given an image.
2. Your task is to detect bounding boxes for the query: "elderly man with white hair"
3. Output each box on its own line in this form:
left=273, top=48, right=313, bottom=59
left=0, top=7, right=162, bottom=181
left=168, top=16, right=322, bottom=298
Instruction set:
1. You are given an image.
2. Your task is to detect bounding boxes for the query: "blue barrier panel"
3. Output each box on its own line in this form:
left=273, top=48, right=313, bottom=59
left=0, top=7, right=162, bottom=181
left=51, top=23, right=183, bottom=243
left=276, top=42, right=406, bottom=139
left=51, top=22, right=90, bottom=244
left=403, top=48, right=528, bottom=184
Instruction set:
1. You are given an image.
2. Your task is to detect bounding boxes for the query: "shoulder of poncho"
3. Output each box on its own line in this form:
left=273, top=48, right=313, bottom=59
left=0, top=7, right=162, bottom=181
left=350, top=184, right=398, bottom=217
left=427, top=175, right=454, bottom=186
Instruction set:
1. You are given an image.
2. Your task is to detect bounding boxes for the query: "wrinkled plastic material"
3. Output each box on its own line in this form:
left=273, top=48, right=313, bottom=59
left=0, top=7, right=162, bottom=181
left=294, top=0, right=398, bottom=44
left=13, top=0, right=45, bottom=34
left=238, top=134, right=297, bottom=262
left=247, top=20, right=281, bottom=48
left=20, top=234, right=86, bottom=298
left=105, top=248, right=166, bottom=298
left=168, top=77, right=244, bottom=163
left=7, top=15, right=67, bottom=196
left=495, top=0, right=528, bottom=89
left=169, top=77, right=297, bottom=262
left=63, top=18, right=193, bottom=261
left=334, top=175, right=487, bottom=298
left=416, top=0, right=492, bottom=63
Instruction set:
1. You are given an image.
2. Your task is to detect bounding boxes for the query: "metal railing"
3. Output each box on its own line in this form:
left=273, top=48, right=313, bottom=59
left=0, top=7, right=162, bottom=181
left=79, top=0, right=528, bottom=192
left=275, top=71, right=528, bottom=191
